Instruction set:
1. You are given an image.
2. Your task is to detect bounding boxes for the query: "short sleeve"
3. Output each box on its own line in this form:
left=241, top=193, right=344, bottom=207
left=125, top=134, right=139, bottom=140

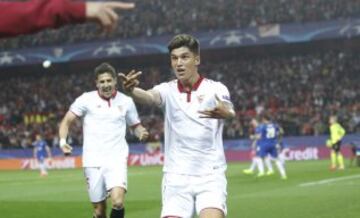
left=69, top=93, right=87, bottom=117
left=216, top=82, right=233, bottom=105
left=152, top=82, right=170, bottom=108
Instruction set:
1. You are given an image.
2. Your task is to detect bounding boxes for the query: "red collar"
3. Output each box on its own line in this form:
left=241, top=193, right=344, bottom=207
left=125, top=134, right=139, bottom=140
left=177, top=75, right=204, bottom=93
left=97, top=90, right=117, bottom=100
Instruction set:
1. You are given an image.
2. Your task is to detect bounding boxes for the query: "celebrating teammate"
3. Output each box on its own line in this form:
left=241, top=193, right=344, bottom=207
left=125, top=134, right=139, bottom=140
left=119, top=34, right=235, bottom=218
left=58, top=63, right=148, bottom=218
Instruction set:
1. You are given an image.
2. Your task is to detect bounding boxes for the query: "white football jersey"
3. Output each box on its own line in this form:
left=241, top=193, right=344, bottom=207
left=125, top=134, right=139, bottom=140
left=70, top=91, right=140, bottom=167
left=153, top=77, right=232, bottom=175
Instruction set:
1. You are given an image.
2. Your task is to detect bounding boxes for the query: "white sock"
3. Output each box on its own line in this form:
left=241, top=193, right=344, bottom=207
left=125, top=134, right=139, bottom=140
left=275, top=159, right=286, bottom=178
left=39, top=162, right=47, bottom=174
left=265, top=157, right=273, bottom=173
left=279, top=152, right=286, bottom=166
left=249, top=157, right=258, bottom=171
left=257, top=158, right=265, bottom=175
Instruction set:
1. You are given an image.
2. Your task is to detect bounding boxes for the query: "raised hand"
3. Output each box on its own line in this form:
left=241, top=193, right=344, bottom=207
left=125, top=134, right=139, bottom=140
left=118, top=70, right=142, bottom=93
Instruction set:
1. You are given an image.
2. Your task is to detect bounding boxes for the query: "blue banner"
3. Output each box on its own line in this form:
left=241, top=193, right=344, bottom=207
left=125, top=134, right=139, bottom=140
left=1, top=134, right=359, bottom=159
left=1, top=18, right=360, bottom=68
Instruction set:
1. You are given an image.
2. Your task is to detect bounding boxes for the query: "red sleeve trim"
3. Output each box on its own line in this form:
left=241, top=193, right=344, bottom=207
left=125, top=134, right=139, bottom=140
left=69, top=110, right=81, bottom=118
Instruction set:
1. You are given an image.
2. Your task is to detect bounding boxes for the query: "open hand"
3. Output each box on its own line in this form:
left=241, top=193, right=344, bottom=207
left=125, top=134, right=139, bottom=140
left=198, top=95, right=234, bottom=119
left=139, top=129, right=149, bottom=141
left=118, top=70, right=142, bottom=93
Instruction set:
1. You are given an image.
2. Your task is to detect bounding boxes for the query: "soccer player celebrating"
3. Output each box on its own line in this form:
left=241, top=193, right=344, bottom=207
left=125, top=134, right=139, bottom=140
left=32, top=133, right=52, bottom=177
left=58, top=63, right=149, bottom=218
left=253, top=114, right=287, bottom=180
left=119, top=34, right=235, bottom=218
left=326, top=115, right=346, bottom=170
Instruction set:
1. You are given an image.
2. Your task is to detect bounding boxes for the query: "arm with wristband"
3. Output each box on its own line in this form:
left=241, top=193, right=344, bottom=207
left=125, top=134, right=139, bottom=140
left=58, top=111, right=78, bottom=155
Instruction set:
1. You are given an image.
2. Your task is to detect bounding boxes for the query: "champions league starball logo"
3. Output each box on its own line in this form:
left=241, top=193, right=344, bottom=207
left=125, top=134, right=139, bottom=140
left=339, top=21, right=360, bottom=38
left=210, top=31, right=257, bottom=46
left=93, top=42, right=136, bottom=56
left=0, top=52, right=26, bottom=66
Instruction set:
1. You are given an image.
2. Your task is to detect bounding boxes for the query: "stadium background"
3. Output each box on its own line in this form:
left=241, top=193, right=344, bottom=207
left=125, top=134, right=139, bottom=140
left=0, top=0, right=360, bottom=217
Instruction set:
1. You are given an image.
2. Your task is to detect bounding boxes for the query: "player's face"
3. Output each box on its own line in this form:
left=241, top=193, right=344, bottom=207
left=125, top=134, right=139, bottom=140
left=329, top=117, right=335, bottom=124
left=96, top=72, right=117, bottom=98
left=250, top=119, right=258, bottom=127
left=170, top=47, right=200, bottom=82
left=35, top=134, right=41, bottom=141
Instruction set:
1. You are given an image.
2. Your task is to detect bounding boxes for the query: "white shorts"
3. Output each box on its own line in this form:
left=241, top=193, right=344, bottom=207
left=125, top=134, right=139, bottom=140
left=161, top=172, right=227, bottom=218
left=84, top=164, right=127, bottom=203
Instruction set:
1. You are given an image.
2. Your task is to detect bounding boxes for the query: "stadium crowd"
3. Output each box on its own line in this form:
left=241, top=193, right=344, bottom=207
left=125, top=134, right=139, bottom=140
left=0, top=49, right=359, bottom=149
left=2, top=0, right=360, bottom=50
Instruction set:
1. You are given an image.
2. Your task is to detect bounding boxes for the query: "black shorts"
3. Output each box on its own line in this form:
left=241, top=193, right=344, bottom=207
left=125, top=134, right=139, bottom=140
left=332, top=141, right=342, bottom=152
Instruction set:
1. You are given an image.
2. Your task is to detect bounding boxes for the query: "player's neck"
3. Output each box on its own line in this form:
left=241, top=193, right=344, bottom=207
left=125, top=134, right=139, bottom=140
left=181, top=73, right=200, bottom=91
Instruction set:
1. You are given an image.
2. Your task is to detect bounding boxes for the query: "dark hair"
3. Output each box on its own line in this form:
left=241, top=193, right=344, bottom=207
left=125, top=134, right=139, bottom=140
left=260, top=112, right=272, bottom=122
left=94, top=63, right=117, bottom=80
left=167, top=34, right=200, bottom=54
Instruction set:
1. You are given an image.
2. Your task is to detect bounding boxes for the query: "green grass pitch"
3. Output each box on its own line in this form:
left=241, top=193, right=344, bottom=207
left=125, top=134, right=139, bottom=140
left=0, top=160, right=359, bottom=218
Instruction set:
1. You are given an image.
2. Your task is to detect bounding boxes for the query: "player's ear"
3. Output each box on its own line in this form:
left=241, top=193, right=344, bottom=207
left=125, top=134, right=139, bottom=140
left=195, top=54, right=200, bottom=66
left=95, top=79, right=100, bottom=89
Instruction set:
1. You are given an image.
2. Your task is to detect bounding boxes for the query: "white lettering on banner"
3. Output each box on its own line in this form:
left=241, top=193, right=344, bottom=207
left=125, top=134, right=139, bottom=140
left=21, top=159, right=31, bottom=169
left=129, top=155, right=140, bottom=166
left=48, top=158, right=76, bottom=169
left=283, top=147, right=319, bottom=161
left=129, top=152, right=164, bottom=166
left=21, top=158, right=76, bottom=169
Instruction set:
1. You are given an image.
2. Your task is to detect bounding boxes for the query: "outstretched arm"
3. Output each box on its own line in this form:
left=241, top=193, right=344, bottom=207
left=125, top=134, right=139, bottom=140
left=118, top=70, right=162, bottom=106
left=0, top=0, right=135, bottom=37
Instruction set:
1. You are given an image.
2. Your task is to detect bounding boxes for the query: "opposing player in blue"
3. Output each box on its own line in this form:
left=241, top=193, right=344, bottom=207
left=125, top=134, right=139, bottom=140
left=254, top=114, right=287, bottom=179
left=32, top=133, right=52, bottom=177
left=243, top=117, right=274, bottom=176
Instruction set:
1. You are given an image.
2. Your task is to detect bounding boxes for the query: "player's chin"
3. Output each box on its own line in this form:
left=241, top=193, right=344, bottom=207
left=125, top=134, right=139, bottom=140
left=101, top=91, right=112, bottom=98
left=176, top=75, right=188, bottom=82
